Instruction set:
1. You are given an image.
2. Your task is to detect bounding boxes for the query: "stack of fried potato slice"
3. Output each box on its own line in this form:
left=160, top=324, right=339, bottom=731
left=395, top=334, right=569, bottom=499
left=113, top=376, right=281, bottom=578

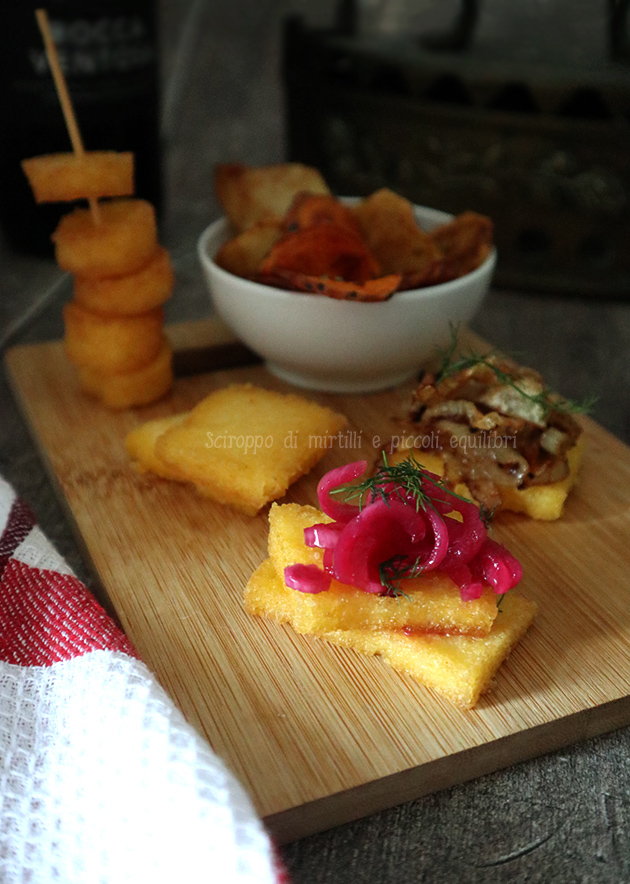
left=22, top=152, right=174, bottom=409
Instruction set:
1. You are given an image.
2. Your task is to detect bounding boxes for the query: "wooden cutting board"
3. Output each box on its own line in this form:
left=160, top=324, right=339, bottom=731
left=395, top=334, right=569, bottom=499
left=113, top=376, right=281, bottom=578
left=5, top=318, right=630, bottom=844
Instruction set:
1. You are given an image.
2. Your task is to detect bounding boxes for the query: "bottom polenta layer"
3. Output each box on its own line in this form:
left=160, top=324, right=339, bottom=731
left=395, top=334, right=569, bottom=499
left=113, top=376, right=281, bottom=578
left=393, top=437, right=584, bottom=522
left=245, top=559, right=537, bottom=709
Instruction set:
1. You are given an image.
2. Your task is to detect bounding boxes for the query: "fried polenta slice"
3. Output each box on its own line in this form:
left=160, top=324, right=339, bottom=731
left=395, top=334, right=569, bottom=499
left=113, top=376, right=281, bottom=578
left=401, top=348, right=585, bottom=520
left=265, top=502, right=499, bottom=635
left=77, top=338, right=173, bottom=410
left=214, top=220, right=283, bottom=278
left=22, top=151, right=134, bottom=202
left=497, top=436, right=585, bottom=520
left=245, top=559, right=537, bottom=709
left=154, top=384, right=347, bottom=515
left=215, top=162, right=330, bottom=232
left=352, top=188, right=443, bottom=280
left=73, top=247, right=173, bottom=315
left=53, top=199, right=158, bottom=277
left=126, top=411, right=189, bottom=478
left=391, top=439, right=584, bottom=521
left=63, top=302, right=164, bottom=373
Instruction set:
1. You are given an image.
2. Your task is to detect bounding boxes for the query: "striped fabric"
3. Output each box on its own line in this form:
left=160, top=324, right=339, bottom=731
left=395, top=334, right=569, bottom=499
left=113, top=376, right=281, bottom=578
left=0, top=475, right=287, bottom=884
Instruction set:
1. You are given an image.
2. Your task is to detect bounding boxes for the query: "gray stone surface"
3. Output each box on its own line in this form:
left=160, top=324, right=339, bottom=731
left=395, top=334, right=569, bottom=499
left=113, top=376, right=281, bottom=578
left=1, top=2, right=629, bottom=881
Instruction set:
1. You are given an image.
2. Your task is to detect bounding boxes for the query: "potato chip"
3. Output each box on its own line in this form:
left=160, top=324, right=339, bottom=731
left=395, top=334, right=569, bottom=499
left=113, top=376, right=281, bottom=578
left=212, top=164, right=494, bottom=302
left=214, top=162, right=330, bottom=232
left=397, top=266, right=445, bottom=290
left=259, top=223, right=380, bottom=283
left=430, top=211, right=494, bottom=281
left=258, top=270, right=402, bottom=302
left=214, top=220, right=283, bottom=278
left=284, top=193, right=361, bottom=236
left=352, top=188, right=443, bottom=278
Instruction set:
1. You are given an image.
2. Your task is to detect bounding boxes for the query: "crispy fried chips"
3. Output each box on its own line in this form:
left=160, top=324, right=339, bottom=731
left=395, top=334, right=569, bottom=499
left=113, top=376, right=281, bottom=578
left=213, top=164, right=493, bottom=302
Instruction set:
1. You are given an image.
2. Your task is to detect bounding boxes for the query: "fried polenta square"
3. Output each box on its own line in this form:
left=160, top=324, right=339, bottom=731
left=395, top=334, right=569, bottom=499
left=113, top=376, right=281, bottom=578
left=153, top=384, right=347, bottom=515
left=126, top=413, right=190, bottom=480
left=266, top=503, right=499, bottom=636
left=245, top=559, right=537, bottom=709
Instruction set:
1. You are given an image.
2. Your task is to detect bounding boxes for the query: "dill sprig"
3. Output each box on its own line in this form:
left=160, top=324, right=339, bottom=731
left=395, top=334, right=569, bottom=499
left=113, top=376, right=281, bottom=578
left=330, top=453, right=476, bottom=596
left=436, top=326, right=595, bottom=418
left=379, top=555, right=417, bottom=598
left=329, top=451, right=471, bottom=513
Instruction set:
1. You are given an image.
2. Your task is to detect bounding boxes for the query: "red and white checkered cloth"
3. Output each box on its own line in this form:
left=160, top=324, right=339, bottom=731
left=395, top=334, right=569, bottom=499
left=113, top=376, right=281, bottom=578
left=0, top=475, right=288, bottom=884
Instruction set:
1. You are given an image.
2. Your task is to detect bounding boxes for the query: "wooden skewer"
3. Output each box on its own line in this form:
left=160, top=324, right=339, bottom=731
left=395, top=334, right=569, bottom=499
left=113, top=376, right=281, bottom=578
left=35, top=8, right=101, bottom=224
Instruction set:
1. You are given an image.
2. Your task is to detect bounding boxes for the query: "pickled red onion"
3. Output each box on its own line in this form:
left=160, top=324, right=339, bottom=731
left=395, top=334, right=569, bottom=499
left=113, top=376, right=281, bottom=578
left=285, top=458, right=523, bottom=601
left=331, top=497, right=441, bottom=593
left=284, top=563, right=331, bottom=594
left=442, top=562, right=485, bottom=601
left=304, top=522, right=343, bottom=550
left=317, top=460, right=368, bottom=521
left=470, top=538, right=523, bottom=595
left=439, top=505, right=487, bottom=570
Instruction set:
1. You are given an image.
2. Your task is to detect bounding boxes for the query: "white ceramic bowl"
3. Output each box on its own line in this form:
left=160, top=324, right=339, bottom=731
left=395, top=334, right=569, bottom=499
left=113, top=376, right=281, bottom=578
left=197, top=204, right=496, bottom=393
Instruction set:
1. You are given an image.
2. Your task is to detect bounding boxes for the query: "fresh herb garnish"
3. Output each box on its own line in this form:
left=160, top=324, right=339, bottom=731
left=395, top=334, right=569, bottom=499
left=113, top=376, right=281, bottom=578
left=329, top=450, right=472, bottom=513
left=436, top=326, right=595, bottom=418
left=378, top=555, right=416, bottom=598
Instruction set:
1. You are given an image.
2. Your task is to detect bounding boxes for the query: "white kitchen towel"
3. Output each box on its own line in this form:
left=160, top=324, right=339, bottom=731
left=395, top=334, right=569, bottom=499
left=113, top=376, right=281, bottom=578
left=0, top=475, right=288, bottom=884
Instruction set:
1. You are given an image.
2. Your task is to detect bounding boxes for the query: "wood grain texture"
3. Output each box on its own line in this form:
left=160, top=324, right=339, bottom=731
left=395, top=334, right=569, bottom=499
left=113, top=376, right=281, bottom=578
left=5, top=318, right=630, bottom=844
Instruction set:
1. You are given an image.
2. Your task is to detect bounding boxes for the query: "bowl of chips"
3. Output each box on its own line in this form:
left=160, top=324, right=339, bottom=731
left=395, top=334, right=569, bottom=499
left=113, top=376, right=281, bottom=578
left=198, top=165, right=496, bottom=393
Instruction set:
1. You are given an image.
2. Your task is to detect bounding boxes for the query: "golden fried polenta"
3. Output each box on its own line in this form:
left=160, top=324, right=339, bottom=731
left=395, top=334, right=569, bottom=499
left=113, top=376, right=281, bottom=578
left=266, top=502, right=499, bottom=636
left=153, top=383, right=347, bottom=515
left=73, top=247, right=173, bottom=316
left=77, top=337, right=173, bottom=410
left=22, top=151, right=134, bottom=203
left=497, top=436, right=585, bottom=520
left=53, top=198, right=158, bottom=277
left=245, top=559, right=537, bottom=709
left=63, top=302, right=164, bottom=373
left=125, top=411, right=189, bottom=477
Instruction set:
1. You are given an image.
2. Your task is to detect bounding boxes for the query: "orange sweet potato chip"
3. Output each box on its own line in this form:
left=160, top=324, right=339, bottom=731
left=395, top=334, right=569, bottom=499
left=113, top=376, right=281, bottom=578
left=284, top=193, right=362, bottom=236
left=257, top=270, right=402, bottom=302
left=259, top=223, right=381, bottom=284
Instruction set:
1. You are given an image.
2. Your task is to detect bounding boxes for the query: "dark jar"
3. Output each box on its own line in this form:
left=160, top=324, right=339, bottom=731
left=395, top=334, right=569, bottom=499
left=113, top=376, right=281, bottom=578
left=0, top=1, right=162, bottom=257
